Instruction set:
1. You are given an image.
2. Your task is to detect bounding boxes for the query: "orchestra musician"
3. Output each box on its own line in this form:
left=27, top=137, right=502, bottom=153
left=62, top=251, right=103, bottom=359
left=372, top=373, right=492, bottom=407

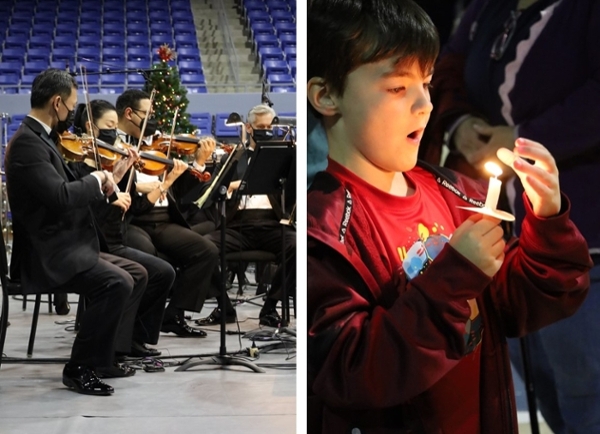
left=4, top=69, right=148, bottom=395
left=196, top=104, right=296, bottom=327
left=115, top=89, right=232, bottom=335
left=72, top=99, right=175, bottom=355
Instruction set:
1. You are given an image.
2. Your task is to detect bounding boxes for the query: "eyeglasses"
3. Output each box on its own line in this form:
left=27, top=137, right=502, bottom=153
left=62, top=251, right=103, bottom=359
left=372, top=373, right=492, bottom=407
left=131, top=107, right=155, bottom=120
left=490, top=10, right=520, bottom=61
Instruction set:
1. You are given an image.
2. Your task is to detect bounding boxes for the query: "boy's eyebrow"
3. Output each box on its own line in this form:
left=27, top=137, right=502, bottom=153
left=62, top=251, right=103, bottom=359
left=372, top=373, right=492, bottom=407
left=381, top=68, right=434, bottom=79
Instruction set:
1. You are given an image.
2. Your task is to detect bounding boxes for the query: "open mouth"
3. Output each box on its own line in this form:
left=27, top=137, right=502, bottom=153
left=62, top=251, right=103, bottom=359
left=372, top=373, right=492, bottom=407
left=407, top=129, right=423, bottom=141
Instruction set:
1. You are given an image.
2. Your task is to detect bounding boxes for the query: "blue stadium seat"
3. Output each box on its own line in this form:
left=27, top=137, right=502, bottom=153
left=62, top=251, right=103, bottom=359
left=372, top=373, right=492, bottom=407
left=104, top=23, right=125, bottom=37
left=53, top=35, right=77, bottom=49
left=274, top=21, right=295, bottom=36
left=254, top=34, right=280, bottom=52
left=178, top=60, right=204, bottom=75
left=50, top=60, right=69, bottom=70
left=284, top=46, right=296, bottom=60
left=214, top=113, right=241, bottom=138
left=181, top=74, right=206, bottom=85
left=267, top=1, right=290, bottom=13
left=251, top=22, right=276, bottom=40
left=262, top=60, right=289, bottom=76
left=30, top=25, right=54, bottom=38
left=26, top=48, right=50, bottom=63
left=271, top=10, right=295, bottom=24
left=175, top=34, right=198, bottom=49
left=79, top=27, right=102, bottom=38
left=258, top=46, right=285, bottom=64
left=4, top=36, right=28, bottom=50
left=189, top=112, right=212, bottom=135
left=149, top=11, right=170, bottom=25
left=2, top=49, right=26, bottom=64
left=104, top=15, right=125, bottom=26
left=289, top=59, right=296, bottom=76
left=78, top=35, right=99, bottom=48
left=247, top=10, right=271, bottom=26
left=20, top=74, right=37, bottom=86
left=127, top=74, right=147, bottom=86
left=127, top=35, right=150, bottom=48
left=151, top=34, right=174, bottom=48
left=101, top=74, right=127, bottom=86
left=172, top=11, right=195, bottom=25
left=127, top=23, right=150, bottom=36
left=128, top=48, right=152, bottom=61
left=52, top=48, right=75, bottom=64
left=24, top=61, right=48, bottom=75
left=267, top=73, right=294, bottom=91
left=0, top=75, right=20, bottom=86
left=1, top=88, right=20, bottom=95
left=270, top=86, right=295, bottom=93
left=127, top=60, right=152, bottom=70
left=177, top=47, right=201, bottom=62
left=78, top=47, right=102, bottom=62
left=103, top=35, right=126, bottom=49
left=0, top=62, right=22, bottom=76
left=99, top=87, right=125, bottom=94
left=279, top=34, right=296, bottom=49
left=103, top=48, right=126, bottom=63
left=173, top=23, right=195, bottom=37
left=55, top=25, right=78, bottom=38
left=244, top=1, right=268, bottom=14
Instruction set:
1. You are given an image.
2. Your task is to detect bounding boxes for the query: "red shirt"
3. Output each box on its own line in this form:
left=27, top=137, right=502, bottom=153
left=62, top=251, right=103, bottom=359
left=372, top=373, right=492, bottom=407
left=327, top=159, right=482, bottom=433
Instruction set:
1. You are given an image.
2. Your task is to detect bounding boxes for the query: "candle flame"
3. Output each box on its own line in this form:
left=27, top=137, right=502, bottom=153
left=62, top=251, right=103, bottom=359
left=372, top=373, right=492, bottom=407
left=484, top=161, right=503, bottom=178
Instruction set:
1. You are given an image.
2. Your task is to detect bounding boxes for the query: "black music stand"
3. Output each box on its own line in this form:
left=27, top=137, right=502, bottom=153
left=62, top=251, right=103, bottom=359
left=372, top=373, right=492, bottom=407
left=176, top=145, right=265, bottom=373
left=238, top=141, right=295, bottom=326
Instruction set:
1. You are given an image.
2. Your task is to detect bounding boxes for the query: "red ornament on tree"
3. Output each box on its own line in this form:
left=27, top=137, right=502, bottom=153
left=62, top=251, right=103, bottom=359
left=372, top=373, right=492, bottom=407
left=157, top=44, right=176, bottom=62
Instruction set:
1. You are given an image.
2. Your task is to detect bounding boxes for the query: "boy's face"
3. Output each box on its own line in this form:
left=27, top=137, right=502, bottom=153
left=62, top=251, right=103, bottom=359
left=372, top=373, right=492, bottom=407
left=331, top=57, right=433, bottom=175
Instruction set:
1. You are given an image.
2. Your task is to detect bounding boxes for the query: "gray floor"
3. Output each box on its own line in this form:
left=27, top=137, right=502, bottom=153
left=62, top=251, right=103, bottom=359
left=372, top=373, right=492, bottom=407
left=0, top=286, right=296, bottom=434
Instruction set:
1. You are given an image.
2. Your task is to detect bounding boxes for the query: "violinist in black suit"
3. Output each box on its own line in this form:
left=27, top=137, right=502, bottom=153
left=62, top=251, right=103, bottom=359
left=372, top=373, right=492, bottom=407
left=115, top=89, right=222, bottom=336
left=4, top=69, right=148, bottom=395
left=196, top=104, right=296, bottom=327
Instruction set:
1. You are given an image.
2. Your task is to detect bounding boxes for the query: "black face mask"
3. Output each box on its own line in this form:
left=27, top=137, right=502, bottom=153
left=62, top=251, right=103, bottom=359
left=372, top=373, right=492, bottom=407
left=251, top=128, right=274, bottom=142
left=97, top=128, right=117, bottom=145
left=132, top=109, right=158, bottom=136
left=55, top=100, right=74, bottom=134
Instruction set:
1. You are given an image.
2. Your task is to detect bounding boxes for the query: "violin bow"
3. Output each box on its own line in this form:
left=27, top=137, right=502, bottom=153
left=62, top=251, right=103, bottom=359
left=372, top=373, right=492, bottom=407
left=124, top=88, right=156, bottom=194
left=80, top=65, right=102, bottom=171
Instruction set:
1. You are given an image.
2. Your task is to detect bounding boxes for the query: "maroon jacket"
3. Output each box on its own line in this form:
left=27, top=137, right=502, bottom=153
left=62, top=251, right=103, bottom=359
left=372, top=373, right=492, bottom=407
left=307, top=162, right=592, bottom=434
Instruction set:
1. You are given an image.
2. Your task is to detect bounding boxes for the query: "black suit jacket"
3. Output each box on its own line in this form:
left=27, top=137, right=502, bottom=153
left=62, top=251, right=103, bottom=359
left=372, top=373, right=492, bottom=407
left=5, top=117, right=105, bottom=292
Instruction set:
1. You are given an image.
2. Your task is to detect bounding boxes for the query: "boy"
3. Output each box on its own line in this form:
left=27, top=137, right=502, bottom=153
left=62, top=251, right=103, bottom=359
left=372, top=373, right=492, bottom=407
left=306, top=1, right=592, bottom=433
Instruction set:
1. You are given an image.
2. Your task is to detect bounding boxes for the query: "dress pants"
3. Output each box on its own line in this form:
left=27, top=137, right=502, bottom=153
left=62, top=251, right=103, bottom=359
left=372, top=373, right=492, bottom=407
left=110, top=245, right=175, bottom=345
left=207, top=219, right=296, bottom=301
left=58, top=252, right=147, bottom=368
left=126, top=221, right=219, bottom=313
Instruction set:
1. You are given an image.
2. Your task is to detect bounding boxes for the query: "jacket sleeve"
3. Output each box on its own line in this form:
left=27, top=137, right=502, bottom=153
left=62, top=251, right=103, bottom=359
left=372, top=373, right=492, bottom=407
left=517, top=2, right=600, bottom=163
left=308, top=237, right=492, bottom=409
left=8, top=137, right=104, bottom=213
left=488, top=194, right=592, bottom=337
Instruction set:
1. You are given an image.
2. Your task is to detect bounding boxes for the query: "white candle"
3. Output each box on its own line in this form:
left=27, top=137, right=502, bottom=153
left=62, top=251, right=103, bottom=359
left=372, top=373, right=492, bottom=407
left=484, top=162, right=503, bottom=210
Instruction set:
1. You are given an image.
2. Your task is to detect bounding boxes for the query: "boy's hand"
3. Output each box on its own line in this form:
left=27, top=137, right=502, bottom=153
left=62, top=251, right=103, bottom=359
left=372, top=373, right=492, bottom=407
left=450, top=213, right=506, bottom=277
left=498, top=138, right=561, bottom=218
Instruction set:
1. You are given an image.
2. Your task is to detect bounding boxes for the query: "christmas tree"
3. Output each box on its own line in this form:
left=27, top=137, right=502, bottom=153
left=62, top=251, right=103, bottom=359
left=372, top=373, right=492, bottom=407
left=144, top=44, right=196, bottom=134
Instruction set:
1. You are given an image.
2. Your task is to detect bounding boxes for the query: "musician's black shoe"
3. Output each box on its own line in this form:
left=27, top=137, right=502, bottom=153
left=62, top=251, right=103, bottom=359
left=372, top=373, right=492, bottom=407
left=62, top=363, right=114, bottom=396
left=259, top=307, right=282, bottom=328
left=53, top=293, right=70, bottom=315
left=194, top=308, right=236, bottom=326
left=96, top=362, right=137, bottom=379
left=129, top=341, right=162, bottom=357
left=161, top=315, right=207, bottom=337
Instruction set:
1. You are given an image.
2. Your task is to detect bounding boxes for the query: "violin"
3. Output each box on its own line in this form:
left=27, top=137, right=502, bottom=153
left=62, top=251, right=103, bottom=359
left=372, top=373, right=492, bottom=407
left=150, top=134, right=236, bottom=157
left=58, top=133, right=120, bottom=169
left=95, top=138, right=211, bottom=181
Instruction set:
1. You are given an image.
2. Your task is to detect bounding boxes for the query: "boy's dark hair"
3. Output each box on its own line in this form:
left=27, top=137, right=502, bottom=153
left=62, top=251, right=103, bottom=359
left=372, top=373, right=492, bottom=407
left=73, top=99, right=117, bottom=134
left=30, top=69, right=78, bottom=109
left=308, top=0, right=439, bottom=97
left=115, top=89, right=150, bottom=118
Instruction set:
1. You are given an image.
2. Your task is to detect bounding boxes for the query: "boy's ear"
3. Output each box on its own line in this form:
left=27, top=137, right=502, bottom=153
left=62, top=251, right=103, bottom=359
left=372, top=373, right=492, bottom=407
left=307, top=77, right=338, bottom=117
